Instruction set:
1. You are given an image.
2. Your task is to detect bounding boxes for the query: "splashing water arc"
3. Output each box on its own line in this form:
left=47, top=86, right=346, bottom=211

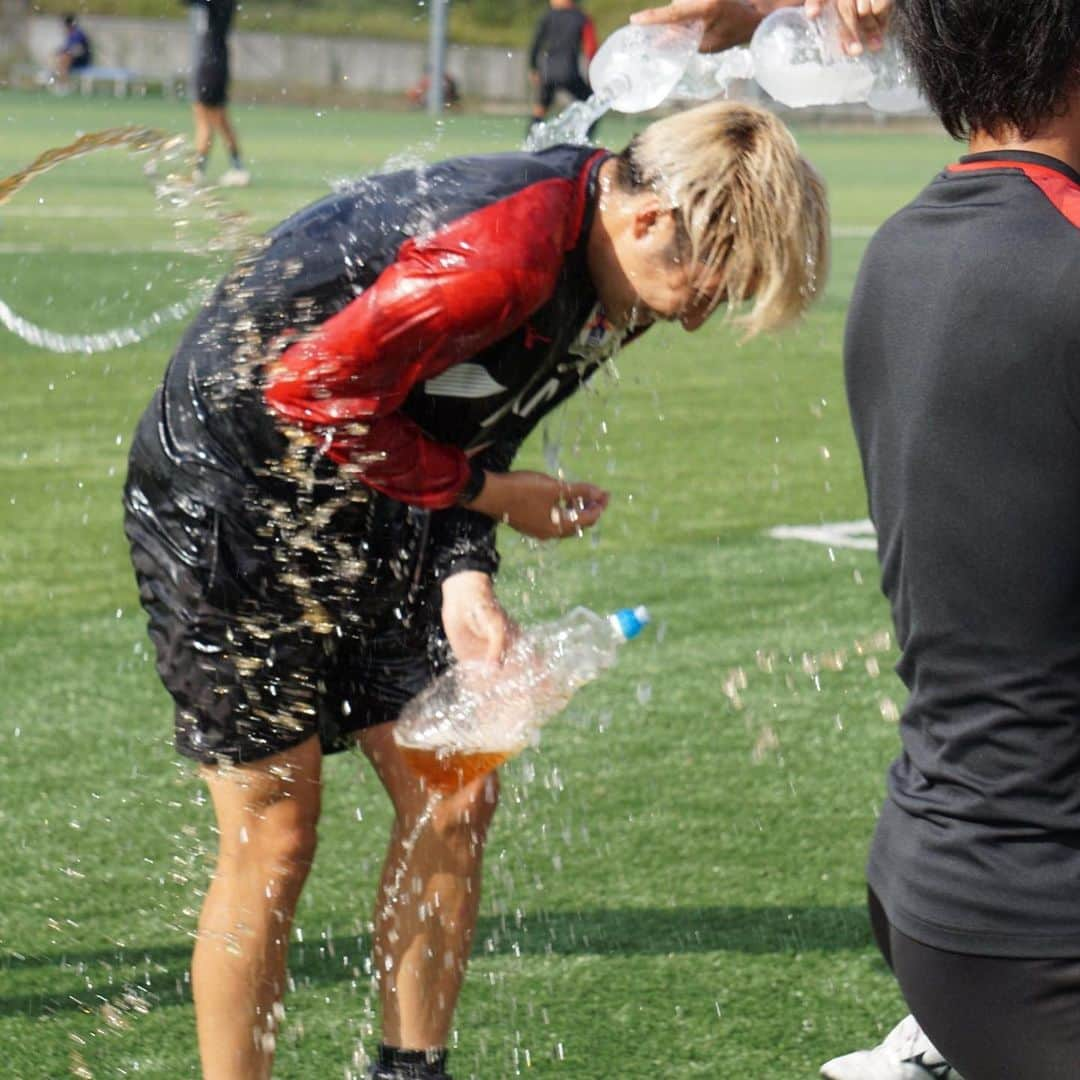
left=0, top=125, right=256, bottom=354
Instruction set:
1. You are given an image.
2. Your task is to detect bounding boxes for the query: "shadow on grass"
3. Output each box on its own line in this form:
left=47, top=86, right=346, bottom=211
left=1, top=904, right=873, bottom=1019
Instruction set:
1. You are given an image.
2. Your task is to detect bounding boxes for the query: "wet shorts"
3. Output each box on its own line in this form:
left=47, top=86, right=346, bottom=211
left=193, top=56, right=229, bottom=107
left=126, top=514, right=449, bottom=767
left=537, top=73, right=591, bottom=111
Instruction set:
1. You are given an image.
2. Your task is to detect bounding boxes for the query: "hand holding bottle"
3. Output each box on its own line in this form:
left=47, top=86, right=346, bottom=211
left=804, top=0, right=892, bottom=57
left=630, top=0, right=895, bottom=55
left=396, top=604, right=651, bottom=793
left=441, top=570, right=517, bottom=665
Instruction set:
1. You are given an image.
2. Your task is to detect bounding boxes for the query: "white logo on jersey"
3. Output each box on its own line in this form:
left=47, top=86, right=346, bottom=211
left=423, top=363, right=507, bottom=399
left=514, top=377, right=561, bottom=419
left=478, top=375, right=561, bottom=429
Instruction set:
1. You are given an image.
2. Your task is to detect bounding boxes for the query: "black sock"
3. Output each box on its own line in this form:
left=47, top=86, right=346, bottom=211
left=377, top=1044, right=448, bottom=1076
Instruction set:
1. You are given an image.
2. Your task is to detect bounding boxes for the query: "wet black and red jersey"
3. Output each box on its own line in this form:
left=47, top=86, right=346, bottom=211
left=126, top=145, right=623, bottom=619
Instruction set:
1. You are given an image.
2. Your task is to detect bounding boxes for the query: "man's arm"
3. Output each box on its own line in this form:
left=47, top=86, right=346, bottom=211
left=528, top=12, right=548, bottom=75
left=263, top=179, right=579, bottom=509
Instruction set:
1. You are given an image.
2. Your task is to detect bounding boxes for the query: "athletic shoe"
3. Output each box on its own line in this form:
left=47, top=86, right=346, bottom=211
left=367, top=1066, right=452, bottom=1080
left=191, top=166, right=206, bottom=186
left=219, top=167, right=251, bottom=188
left=820, top=1014, right=962, bottom=1079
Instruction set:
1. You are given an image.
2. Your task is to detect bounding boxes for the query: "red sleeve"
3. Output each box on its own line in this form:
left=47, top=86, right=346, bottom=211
left=582, top=18, right=598, bottom=62
left=263, top=178, right=578, bottom=509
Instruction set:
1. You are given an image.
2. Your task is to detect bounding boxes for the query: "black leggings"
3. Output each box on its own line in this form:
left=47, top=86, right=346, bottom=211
left=869, top=889, right=1080, bottom=1079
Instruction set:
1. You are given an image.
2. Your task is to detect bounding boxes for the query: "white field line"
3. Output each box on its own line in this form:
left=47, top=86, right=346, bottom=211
left=0, top=205, right=276, bottom=220
left=0, top=241, right=198, bottom=254
left=768, top=519, right=877, bottom=551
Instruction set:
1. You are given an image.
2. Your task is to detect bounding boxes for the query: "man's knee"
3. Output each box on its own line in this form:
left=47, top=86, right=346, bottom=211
left=433, top=772, right=500, bottom=852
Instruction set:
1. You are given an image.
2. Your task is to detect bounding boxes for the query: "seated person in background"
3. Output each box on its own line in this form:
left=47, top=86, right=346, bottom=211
left=53, top=13, right=92, bottom=85
left=406, top=67, right=461, bottom=110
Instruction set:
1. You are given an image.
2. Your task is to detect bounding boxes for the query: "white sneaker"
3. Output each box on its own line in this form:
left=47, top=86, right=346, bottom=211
left=820, top=1015, right=962, bottom=1080
left=219, top=167, right=251, bottom=188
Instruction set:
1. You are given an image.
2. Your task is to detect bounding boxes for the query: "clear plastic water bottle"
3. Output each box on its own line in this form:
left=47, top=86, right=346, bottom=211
left=588, top=22, right=703, bottom=113
left=750, top=5, right=921, bottom=113
left=672, top=46, right=755, bottom=101
left=394, top=605, right=651, bottom=793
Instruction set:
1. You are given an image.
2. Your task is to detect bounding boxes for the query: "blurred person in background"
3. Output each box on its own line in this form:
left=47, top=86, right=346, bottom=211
left=52, top=13, right=92, bottom=88
left=527, top=0, right=599, bottom=136
left=186, top=0, right=249, bottom=187
left=406, top=65, right=461, bottom=110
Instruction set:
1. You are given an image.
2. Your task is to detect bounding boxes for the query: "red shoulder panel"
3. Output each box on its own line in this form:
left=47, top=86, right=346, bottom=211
left=947, top=159, right=1080, bottom=230
left=582, top=17, right=598, bottom=61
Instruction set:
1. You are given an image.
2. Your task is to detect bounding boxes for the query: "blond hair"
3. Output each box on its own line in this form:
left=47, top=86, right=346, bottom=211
left=617, top=100, right=829, bottom=336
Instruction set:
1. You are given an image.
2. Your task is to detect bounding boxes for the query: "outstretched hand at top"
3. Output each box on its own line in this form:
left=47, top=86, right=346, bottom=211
left=629, top=0, right=765, bottom=53
left=805, top=0, right=893, bottom=56
left=629, top=0, right=894, bottom=55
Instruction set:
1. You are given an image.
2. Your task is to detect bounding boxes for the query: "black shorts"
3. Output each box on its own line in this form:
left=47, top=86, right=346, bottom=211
left=869, top=888, right=1080, bottom=1079
left=537, top=73, right=591, bottom=111
left=193, top=57, right=229, bottom=107
left=126, top=510, right=449, bottom=767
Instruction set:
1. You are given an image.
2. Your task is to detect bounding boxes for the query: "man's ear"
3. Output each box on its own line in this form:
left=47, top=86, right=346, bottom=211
left=631, top=193, right=666, bottom=239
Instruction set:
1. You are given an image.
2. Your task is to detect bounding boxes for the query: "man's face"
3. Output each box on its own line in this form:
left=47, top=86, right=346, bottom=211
left=607, top=205, right=729, bottom=332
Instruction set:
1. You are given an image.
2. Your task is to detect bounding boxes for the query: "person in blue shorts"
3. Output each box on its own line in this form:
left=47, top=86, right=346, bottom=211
left=52, top=14, right=92, bottom=87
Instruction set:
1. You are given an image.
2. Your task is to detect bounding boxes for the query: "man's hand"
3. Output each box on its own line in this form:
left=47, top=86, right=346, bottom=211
left=806, top=0, right=892, bottom=56
left=630, top=0, right=765, bottom=53
left=630, top=0, right=893, bottom=55
left=465, top=470, right=609, bottom=541
left=441, top=571, right=516, bottom=665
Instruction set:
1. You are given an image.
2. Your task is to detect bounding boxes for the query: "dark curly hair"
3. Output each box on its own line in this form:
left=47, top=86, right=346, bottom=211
left=893, top=0, right=1080, bottom=140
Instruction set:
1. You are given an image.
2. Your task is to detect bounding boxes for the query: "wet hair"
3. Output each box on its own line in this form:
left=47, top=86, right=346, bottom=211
left=614, top=101, right=829, bottom=336
left=892, top=0, right=1080, bottom=140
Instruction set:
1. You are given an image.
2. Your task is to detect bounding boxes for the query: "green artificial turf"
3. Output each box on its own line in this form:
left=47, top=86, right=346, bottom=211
left=0, top=91, right=957, bottom=1077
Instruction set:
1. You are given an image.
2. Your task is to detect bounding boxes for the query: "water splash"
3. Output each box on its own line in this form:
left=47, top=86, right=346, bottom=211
left=524, top=89, right=616, bottom=152
left=0, top=125, right=257, bottom=353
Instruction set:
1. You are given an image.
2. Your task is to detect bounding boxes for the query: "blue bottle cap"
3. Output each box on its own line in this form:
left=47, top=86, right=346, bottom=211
left=612, top=605, right=650, bottom=641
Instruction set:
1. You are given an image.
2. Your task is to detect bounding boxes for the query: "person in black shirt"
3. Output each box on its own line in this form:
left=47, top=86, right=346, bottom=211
left=527, top=0, right=598, bottom=135
left=186, top=0, right=249, bottom=186
left=840, top=2, right=1080, bottom=1077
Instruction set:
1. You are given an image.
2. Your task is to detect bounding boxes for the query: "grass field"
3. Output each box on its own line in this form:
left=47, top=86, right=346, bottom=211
left=0, top=91, right=957, bottom=1078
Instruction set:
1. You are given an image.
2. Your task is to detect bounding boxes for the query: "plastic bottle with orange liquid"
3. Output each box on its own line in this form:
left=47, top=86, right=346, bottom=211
left=394, top=605, right=651, bottom=793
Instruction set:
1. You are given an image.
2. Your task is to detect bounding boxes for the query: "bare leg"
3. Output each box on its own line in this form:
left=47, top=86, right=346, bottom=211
left=194, top=735, right=322, bottom=1080
left=213, top=106, right=243, bottom=161
left=359, top=723, right=499, bottom=1051
left=192, top=102, right=214, bottom=160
